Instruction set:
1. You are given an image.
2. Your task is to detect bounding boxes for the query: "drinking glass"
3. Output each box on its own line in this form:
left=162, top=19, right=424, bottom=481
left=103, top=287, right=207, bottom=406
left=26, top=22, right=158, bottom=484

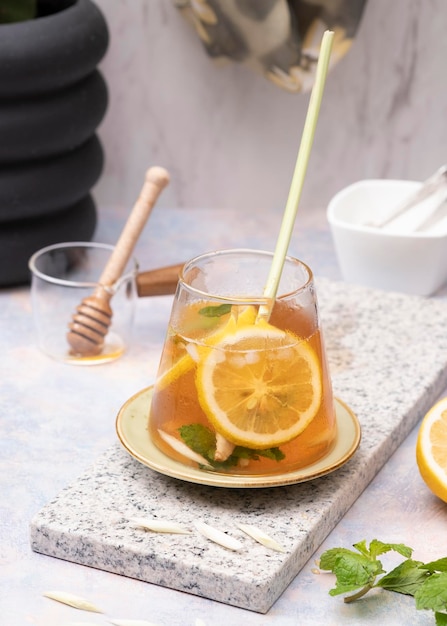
left=149, top=249, right=336, bottom=475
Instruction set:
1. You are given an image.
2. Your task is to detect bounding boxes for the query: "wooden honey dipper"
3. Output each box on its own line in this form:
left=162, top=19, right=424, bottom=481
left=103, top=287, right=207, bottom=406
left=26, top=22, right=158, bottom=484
left=67, top=166, right=170, bottom=357
left=135, top=262, right=184, bottom=297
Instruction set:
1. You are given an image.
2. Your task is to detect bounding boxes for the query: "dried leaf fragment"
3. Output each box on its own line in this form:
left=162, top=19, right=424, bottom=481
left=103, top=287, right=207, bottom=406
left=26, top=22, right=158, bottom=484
left=42, top=591, right=102, bottom=613
left=129, top=517, right=191, bottom=534
left=194, top=521, right=242, bottom=551
left=236, top=523, right=286, bottom=553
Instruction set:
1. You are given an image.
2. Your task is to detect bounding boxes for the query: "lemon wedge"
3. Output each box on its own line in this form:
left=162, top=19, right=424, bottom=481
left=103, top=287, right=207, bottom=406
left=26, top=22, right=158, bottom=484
left=416, top=396, right=447, bottom=503
left=155, top=305, right=258, bottom=391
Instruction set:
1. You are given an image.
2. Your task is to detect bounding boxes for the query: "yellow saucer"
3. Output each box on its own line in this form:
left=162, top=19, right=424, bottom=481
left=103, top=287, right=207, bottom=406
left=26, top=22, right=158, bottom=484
left=116, top=387, right=361, bottom=488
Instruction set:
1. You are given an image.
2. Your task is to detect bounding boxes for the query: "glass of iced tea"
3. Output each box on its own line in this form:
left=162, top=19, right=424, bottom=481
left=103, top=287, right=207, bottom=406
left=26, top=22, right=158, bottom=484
left=148, top=249, right=336, bottom=476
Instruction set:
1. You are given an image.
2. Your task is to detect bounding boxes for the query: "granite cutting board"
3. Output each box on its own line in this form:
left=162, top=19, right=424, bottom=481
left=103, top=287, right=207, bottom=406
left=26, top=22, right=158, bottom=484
left=30, top=278, right=447, bottom=613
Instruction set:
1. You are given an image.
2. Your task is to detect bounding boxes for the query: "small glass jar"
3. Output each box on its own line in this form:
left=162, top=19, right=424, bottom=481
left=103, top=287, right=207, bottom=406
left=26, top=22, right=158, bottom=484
left=29, top=242, right=138, bottom=364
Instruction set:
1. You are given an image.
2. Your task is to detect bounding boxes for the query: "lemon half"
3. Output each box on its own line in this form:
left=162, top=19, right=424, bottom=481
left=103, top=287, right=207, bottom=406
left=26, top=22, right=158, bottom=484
left=416, top=396, right=447, bottom=503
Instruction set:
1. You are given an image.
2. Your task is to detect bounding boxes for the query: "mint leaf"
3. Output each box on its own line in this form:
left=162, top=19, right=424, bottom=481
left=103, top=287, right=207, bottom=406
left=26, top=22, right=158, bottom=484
left=178, top=424, right=215, bottom=461
left=321, top=538, right=447, bottom=621
left=415, top=573, right=447, bottom=613
left=320, top=547, right=359, bottom=571
left=178, top=424, right=285, bottom=469
left=255, top=447, right=286, bottom=461
left=218, top=445, right=284, bottom=468
left=352, top=539, right=369, bottom=557
left=327, top=553, right=381, bottom=596
left=422, top=558, right=447, bottom=574
left=199, top=304, right=232, bottom=318
left=321, top=540, right=414, bottom=604
left=435, top=611, right=447, bottom=625
left=377, top=559, right=429, bottom=596
left=368, top=540, right=413, bottom=560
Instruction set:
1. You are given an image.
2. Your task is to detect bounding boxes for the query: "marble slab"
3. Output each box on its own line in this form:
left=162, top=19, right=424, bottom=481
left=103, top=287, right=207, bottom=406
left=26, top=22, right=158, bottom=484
left=30, top=278, right=447, bottom=613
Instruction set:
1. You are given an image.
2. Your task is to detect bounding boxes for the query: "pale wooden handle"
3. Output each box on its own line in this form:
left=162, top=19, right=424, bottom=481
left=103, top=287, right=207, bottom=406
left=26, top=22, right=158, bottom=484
left=98, top=166, right=170, bottom=287
left=136, top=263, right=183, bottom=297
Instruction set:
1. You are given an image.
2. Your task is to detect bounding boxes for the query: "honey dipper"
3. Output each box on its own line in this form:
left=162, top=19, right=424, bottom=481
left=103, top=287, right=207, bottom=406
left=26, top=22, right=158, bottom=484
left=67, top=166, right=170, bottom=357
left=135, top=262, right=184, bottom=297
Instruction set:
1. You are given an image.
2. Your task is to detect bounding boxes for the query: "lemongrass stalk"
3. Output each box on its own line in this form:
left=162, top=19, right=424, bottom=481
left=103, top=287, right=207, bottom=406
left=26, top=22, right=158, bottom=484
left=257, top=30, right=334, bottom=322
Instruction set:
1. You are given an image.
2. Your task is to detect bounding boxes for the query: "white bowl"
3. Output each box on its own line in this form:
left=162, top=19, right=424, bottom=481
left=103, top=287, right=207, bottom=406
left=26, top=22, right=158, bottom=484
left=327, top=179, right=447, bottom=296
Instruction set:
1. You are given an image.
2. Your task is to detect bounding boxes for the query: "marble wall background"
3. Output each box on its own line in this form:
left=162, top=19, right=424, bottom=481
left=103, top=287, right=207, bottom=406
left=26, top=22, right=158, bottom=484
left=93, top=0, right=447, bottom=213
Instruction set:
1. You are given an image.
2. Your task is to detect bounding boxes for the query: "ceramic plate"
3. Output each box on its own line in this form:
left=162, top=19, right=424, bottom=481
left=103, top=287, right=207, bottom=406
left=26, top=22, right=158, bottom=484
left=116, top=387, right=361, bottom=488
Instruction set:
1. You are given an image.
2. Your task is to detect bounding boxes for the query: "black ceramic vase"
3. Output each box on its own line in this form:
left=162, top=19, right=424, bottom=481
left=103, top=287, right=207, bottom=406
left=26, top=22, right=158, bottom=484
left=0, top=0, right=109, bottom=286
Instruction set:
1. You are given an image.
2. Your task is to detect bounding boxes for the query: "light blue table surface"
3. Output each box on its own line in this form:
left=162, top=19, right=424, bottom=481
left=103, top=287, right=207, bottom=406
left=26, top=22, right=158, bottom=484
left=1, top=204, right=446, bottom=626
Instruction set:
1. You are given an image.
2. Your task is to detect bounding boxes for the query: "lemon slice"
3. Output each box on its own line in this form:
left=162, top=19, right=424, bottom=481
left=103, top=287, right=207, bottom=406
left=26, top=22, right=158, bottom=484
left=155, top=305, right=258, bottom=391
left=416, top=397, right=447, bottom=503
left=155, top=348, right=195, bottom=391
left=196, top=322, right=322, bottom=449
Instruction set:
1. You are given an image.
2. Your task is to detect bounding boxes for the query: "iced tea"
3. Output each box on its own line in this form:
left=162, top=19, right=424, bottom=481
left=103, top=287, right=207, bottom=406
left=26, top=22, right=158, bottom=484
left=149, top=250, right=336, bottom=476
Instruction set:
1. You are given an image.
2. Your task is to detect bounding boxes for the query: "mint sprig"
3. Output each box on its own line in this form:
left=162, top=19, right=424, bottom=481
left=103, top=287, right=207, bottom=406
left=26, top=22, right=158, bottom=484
left=319, top=539, right=447, bottom=623
left=178, top=423, right=285, bottom=469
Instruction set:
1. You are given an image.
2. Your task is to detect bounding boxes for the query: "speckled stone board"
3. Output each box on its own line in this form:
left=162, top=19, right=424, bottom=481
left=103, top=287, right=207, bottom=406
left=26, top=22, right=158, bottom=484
left=30, top=278, right=447, bottom=613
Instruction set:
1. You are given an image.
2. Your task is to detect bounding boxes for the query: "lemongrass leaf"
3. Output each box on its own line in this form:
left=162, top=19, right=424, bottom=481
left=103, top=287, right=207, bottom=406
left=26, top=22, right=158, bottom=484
left=194, top=521, right=242, bottom=551
left=157, top=430, right=213, bottom=468
left=43, top=591, right=102, bottom=613
left=110, top=619, right=159, bottom=626
left=236, top=523, right=286, bottom=553
left=65, top=622, right=102, bottom=626
left=129, top=518, right=191, bottom=534
left=65, top=622, right=103, bottom=626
